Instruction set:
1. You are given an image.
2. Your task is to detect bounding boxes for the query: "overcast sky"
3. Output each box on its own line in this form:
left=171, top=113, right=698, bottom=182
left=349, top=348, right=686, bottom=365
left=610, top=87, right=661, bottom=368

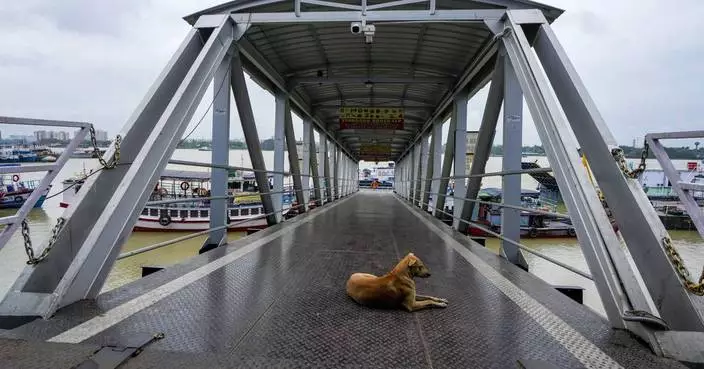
left=0, top=0, right=702, bottom=148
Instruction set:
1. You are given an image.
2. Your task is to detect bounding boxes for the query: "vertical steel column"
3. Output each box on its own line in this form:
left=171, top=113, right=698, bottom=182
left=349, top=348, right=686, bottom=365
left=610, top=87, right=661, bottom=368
left=203, top=53, right=231, bottom=252
left=430, top=121, right=443, bottom=215
left=301, top=118, right=312, bottom=209
left=323, top=137, right=332, bottom=202
left=415, top=136, right=427, bottom=207
left=273, top=92, right=286, bottom=222
left=343, top=156, right=349, bottom=196
left=459, top=56, right=504, bottom=234
left=308, top=126, right=322, bottom=206
left=284, top=101, right=305, bottom=213
left=331, top=143, right=340, bottom=200
left=501, top=58, right=529, bottom=269
left=409, top=145, right=417, bottom=203
left=452, top=92, right=468, bottom=229
left=422, top=131, right=436, bottom=211
left=232, top=49, right=276, bottom=225
left=317, top=131, right=326, bottom=202
left=435, top=111, right=457, bottom=218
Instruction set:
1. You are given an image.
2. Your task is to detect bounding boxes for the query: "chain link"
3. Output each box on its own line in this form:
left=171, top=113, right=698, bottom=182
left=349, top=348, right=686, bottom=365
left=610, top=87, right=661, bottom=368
left=89, top=125, right=121, bottom=169
left=612, top=139, right=649, bottom=179
left=663, top=236, right=704, bottom=296
left=22, top=217, right=66, bottom=265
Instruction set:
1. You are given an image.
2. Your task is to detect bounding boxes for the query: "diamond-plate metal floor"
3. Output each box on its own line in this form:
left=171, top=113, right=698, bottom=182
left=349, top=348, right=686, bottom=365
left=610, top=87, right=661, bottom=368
left=0, top=191, right=686, bottom=368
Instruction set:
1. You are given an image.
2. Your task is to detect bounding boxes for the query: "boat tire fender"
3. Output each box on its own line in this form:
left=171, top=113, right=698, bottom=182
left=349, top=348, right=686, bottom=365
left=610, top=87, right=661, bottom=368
left=14, top=196, right=23, bottom=203
left=12, top=175, right=19, bottom=182
left=568, top=228, right=576, bottom=237
left=529, top=227, right=538, bottom=238
left=180, top=181, right=190, bottom=191
left=159, top=214, right=172, bottom=227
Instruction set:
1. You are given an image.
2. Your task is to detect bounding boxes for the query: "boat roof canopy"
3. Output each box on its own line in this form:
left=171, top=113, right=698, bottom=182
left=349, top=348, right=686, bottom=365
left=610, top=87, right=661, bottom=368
left=161, top=169, right=273, bottom=181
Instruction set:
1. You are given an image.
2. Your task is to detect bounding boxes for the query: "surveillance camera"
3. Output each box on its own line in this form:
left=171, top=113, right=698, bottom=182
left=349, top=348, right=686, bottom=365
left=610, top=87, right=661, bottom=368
left=350, top=22, right=362, bottom=34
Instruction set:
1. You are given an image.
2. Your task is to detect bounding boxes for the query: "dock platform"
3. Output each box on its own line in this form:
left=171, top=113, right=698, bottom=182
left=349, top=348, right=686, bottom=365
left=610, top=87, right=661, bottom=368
left=0, top=192, right=683, bottom=368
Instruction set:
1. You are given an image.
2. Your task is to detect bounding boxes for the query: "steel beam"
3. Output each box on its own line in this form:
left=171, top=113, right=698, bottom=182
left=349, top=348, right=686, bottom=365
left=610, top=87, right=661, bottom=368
left=60, top=18, right=238, bottom=307
left=0, top=116, right=91, bottom=129
left=284, top=100, right=306, bottom=213
left=417, top=134, right=429, bottom=207
left=429, top=120, right=443, bottom=215
left=309, top=126, right=323, bottom=206
left=397, top=35, right=499, bottom=162
left=302, top=118, right=313, bottom=208
left=500, top=57, right=528, bottom=269
left=323, top=137, right=332, bottom=203
left=435, top=115, right=457, bottom=218
left=0, top=19, right=242, bottom=319
left=422, top=129, right=436, bottom=211
left=333, top=145, right=340, bottom=199
left=231, top=10, right=505, bottom=24
left=236, top=39, right=355, bottom=160
left=458, top=56, right=504, bottom=234
left=530, top=19, right=703, bottom=334
left=452, top=91, right=468, bottom=229
left=273, top=92, right=286, bottom=222
left=501, top=18, right=654, bottom=335
left=203, top=54, right=232, bottom=251
left=647, top=135, right=704, bottom=239
left=232, top=48, right=277, bottom=226
left=0, top=127, right=88, bottom=252
left=290, top=76, right=453, bottom=86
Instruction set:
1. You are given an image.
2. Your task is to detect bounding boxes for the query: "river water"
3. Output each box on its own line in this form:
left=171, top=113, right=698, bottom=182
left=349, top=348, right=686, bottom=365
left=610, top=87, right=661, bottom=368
left=0, top=150, right=701, bottom=318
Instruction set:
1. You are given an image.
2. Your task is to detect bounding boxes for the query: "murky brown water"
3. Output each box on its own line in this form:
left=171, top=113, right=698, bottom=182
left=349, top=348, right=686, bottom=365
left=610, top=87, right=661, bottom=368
left=0, top=150, right=701, bottom=318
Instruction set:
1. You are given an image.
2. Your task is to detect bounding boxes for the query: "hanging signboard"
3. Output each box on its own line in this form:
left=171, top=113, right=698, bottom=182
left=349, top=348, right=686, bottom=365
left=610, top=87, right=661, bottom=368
left=466, top=131, right=479, bottom=174
left=339, top=107, right=404, bottom=130
left=359, top=144, right=392, bottom=156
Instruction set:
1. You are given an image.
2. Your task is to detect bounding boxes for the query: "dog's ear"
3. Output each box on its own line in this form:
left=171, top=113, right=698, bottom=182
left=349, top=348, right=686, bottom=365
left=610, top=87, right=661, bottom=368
left=408, top=258, right=417, bottom=266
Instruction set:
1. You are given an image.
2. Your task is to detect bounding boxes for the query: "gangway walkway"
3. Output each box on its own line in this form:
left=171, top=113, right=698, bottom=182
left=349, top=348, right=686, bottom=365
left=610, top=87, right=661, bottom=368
left=0, top=192, right=682, bottom=369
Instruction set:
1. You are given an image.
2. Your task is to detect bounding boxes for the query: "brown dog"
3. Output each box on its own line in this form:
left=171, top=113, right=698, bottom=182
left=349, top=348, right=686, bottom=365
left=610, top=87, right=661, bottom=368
left=346, top=253, right=448, bottom=312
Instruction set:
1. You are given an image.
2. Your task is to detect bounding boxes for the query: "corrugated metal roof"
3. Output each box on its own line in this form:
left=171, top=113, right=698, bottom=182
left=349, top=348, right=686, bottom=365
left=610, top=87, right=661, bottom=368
left=183, top=0, right=563, bottom=161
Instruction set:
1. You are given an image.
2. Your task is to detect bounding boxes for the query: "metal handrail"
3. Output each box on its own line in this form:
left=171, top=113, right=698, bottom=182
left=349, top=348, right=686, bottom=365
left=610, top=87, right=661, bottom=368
left=395, top=192, right=593, bottom=280
left=392, top=167, right=553, bottom=182
left=117, top=200, right=316, bottom=260
left=169, top=159, right=358, bottom=181
left=411, top=188, right=570, bottom=219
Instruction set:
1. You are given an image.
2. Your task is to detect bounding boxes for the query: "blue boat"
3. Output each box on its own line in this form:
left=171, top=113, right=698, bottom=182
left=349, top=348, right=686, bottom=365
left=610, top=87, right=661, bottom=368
left=0, top=175, right=49, bottom=209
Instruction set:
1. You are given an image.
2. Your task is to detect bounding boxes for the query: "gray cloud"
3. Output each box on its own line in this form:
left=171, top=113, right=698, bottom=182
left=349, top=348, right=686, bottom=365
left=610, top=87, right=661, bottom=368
left=0, top=0, right=701, bottom=149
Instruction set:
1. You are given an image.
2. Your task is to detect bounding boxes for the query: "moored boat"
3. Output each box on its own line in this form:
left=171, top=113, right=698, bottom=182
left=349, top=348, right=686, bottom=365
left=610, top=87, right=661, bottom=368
left=0, top=174, right=49, bottom=209
left=60, top=169, right=295, bottom=232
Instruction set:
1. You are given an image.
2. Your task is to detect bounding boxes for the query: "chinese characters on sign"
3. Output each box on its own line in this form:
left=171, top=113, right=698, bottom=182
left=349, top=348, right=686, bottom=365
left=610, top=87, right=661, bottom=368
left=339, top=107, right=404, bottom=130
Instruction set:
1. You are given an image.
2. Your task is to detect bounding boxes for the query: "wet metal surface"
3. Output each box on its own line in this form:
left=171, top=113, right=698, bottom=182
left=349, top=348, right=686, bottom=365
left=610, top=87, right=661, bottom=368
left=1, top=192, right=686, bottom=368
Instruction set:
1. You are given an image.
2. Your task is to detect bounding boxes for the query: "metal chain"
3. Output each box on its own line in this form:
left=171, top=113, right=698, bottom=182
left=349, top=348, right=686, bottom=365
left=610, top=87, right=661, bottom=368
left=89, top=125, right=121, bottom=169
left=662, top=236, right=704, bottom=296
left=612, top=139, right=649, bottom=179
left=22, top=217, right=66, bottom=265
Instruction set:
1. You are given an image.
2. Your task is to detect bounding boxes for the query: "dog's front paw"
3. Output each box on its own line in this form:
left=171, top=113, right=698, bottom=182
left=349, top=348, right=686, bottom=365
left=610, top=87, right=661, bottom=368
left=434, top=297, right=448, bottom=304
left=435, top=301, right=448, bottom=308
